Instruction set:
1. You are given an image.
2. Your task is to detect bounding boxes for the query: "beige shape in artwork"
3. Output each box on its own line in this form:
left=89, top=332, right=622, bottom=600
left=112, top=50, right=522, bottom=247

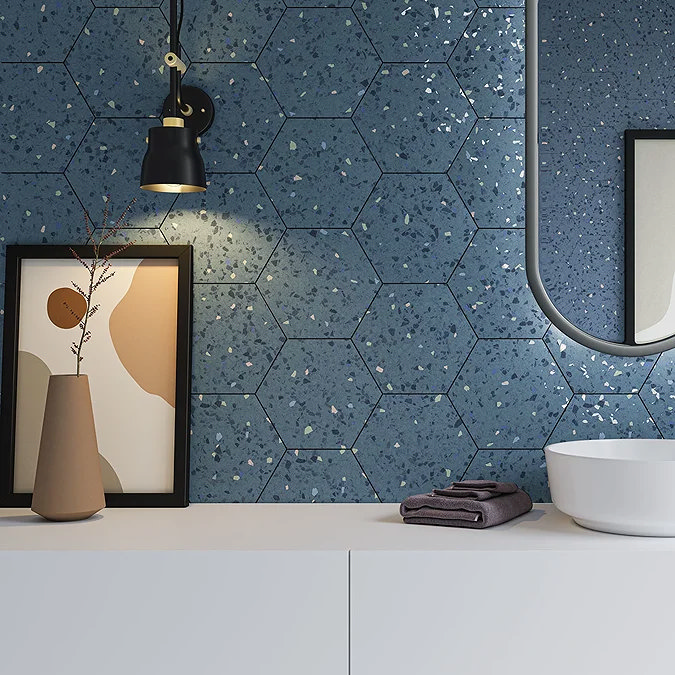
left=47, top=287, right=87, bottom=329
left=99, top=454, right=123, bottom=493
left=109, top=259, right=178, bottom=407
left=14, top=351, right=52, bottom=492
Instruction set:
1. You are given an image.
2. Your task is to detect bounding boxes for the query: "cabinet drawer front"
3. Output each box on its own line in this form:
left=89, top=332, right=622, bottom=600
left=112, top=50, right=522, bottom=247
left=351, top=550, right=675, bottom=675
left=0, top=550, right=348, bottom=675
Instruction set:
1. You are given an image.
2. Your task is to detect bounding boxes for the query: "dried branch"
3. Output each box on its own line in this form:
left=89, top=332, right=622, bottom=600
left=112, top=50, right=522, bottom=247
left=70, top=196, right=136, bottom=376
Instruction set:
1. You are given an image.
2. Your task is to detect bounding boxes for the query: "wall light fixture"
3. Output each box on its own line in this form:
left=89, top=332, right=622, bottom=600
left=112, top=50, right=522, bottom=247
left=140, top=0, right=214, bottom=193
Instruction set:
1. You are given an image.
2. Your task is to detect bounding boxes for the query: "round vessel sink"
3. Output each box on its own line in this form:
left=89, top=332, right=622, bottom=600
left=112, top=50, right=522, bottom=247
left=545, top=439, right=675, bottom=537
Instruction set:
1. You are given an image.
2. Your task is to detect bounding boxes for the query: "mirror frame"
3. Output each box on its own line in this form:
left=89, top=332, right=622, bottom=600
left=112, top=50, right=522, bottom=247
left=525, top=0, right=675, bottom=356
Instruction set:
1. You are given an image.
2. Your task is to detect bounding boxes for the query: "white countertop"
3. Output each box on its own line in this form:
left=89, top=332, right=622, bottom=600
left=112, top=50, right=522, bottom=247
left=2, top=503, right=675, bottom=551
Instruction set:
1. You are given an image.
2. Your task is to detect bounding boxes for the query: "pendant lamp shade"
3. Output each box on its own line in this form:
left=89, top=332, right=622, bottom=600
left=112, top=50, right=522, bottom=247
left=140, top=123, right=206, bottom=193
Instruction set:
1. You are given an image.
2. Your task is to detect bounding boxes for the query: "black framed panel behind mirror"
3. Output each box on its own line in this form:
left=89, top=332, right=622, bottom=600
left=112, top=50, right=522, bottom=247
left=625, top=130, right=675, bottom=347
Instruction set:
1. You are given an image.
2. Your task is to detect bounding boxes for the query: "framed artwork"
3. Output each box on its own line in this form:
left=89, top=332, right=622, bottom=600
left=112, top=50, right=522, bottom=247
left=0, top=245, right=193, bottom=507
left=625, top=129, right=675, bottom=345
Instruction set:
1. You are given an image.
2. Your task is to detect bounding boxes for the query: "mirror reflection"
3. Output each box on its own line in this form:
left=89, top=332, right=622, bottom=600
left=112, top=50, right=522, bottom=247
left=531, top=0, right=675, bottom=353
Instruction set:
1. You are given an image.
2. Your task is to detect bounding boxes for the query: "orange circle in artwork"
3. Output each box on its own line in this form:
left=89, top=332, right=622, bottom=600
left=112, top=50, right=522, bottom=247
left=47, top=287, right=87, bottom=329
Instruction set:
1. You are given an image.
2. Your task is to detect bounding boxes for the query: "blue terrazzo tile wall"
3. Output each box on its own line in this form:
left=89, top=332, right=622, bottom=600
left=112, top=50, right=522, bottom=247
left=2, top=0, right=673, bottom=504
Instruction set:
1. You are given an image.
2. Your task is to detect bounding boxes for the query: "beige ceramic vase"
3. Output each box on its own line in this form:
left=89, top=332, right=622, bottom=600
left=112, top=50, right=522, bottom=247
left=31, top=374, right=106, bottom=521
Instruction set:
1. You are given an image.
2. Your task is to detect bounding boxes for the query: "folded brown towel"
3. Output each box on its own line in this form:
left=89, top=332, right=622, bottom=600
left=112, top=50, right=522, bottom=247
left=432, top=480, right=518, bottom=501
left=400, top=481, right=532, bottom=529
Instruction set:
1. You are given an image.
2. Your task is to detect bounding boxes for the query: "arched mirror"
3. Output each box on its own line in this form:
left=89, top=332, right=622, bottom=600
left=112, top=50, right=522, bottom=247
left=527, top=0, right=675, bottom=355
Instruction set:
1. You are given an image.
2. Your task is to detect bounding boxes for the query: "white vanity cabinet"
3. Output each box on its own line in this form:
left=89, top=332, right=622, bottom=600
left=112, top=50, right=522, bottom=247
left=1, top=504, right=674, bottom=675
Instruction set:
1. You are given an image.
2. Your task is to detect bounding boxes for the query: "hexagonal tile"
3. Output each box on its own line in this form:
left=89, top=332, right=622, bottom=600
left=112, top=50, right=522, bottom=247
left=640, top=352, right=675, bottom=437
left=544, top=326, right=657, bottom=394
left=190, top=394, right=285, bottom=502
left=353, top=0, right=474, bottom=62
left=548, top=394, right=660, bottom=444
left=162, top=174, right=285, bottom=284
left=450, top=8, right=525, bottom=118
left=186, top=63, right=285, bottom=173
left=448, top=229, right=549, bottom=338
left=66, top=119, right=176, bottom=228
left=257, top=119, right=380, bottom=228
left=353, top=284, right=476, bottom=393
left=0, top=0, right=92, bottom=61
left=259, top=449, right=379, bottom=502
left=449, top=339, right=571, bottom=449
left=66, top=8, right=170, bottom=117
left=1, top=64, right=92, bottom=172
left=162, top=0, right=285, bottom=62
left=192, top=284, right=285, bottom=393
left=353, top=394, right=476, bottom=502
left=257, top=8, right=380, bottom=117
left=353, top=64, right=475, bottom=172
left=354, top=174, right=475, bottom=283
left=285, top=0, right=351, bottom=6
left=258, top=339, right=380, bottom=448
left=463, top=450, right=549, bottom=503
left=0, top=174, right=90, bottom=283
left=448, top=120, right=525, bottom=228
left=257, top=229, right=379, bottom=338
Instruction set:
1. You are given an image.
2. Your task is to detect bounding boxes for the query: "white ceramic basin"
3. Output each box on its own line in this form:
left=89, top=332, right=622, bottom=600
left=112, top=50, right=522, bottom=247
left=545, top=439, right=675, bottom=536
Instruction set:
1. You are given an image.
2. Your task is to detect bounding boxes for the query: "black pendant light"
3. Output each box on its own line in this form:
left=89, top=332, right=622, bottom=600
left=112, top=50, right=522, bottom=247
left=140, top=0, right=214, bottom=193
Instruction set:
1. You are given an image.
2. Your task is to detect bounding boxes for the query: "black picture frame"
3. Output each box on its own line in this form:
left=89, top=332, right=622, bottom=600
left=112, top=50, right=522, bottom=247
left=624, top=129, right=675, bottom=346
left=0, top=244, right=193, bottom=508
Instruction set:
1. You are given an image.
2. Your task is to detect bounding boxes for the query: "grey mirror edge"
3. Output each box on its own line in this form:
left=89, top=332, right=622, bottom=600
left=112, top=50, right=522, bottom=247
left=525, top=0, right=675, bottom=357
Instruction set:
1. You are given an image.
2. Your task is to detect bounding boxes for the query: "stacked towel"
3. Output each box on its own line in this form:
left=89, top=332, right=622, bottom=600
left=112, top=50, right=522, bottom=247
left=400, top=480, right=532, bottom=529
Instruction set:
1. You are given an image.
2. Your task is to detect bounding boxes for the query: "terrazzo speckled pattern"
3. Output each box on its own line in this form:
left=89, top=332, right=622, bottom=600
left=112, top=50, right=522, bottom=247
left=353, top=394, right=476, bottom=502
left=448, top=120, right=525, bottom=228
left=285, top=0, right=352, bottom=6
left=353, top=0, right=475, bottom=63
left=451, top=8, right=525, bottom=118
left=161, top=0, right=285, bottom=62
left=1, top=64, right=92, bottom=172
left=544, top=326, right=657, bottom=394
left=258, top=8, right=380, bottom=117
left=258, top=339, right=379, bottom=449
left=192, top=284, right=285, bottom=393
left=190, top=394, right=285, bottom=502
left=354, top=284, right=476, bottom=393
left=355, top=174, right=475, bottom=283
left=258, top=229, right=380, bottom=338
left=0, top=175, right=90, bottom=283
left=450, top=340, right=571, bottom=449
left=538, top=176, right=624, bottom=342
left=257, top=118, right=380, bottom=228
left=5, top=0, right=669, bottom=504
left=463, top=450, right=549, bottom=503
left=449, top=229, right=550, bottom=339
left=163, top=174, right=285, bottom=283
left=640, top=352, right=675, bottom=438
left=548, top=394, right=660, bottom=443
left=0, top=0, right=92, bottom=61
left=354, top=63, right=475, bottom=172
left=258, top=449, right=379, bottom=503
left=186, top=63, right=284, bottom=173
left=66, top=119, right=176, bottom=228
left=66, top=8, right=172, bottom=117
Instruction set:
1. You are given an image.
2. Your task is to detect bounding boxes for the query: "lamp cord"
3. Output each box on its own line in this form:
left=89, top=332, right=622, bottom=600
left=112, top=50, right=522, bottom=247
left=175, top=0, right=190, bottom=116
